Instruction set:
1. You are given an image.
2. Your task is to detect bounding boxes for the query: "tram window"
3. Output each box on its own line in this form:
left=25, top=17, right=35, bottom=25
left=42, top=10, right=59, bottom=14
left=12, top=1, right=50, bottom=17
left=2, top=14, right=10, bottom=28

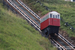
left=50, top=14, right=52, bottom=18
left=53, top=15, right=54, bottom=18
left=54, top=15, right=55, bottom=18
left=58, top=15, right=60, bottom=19
left=57, top=16, right=58, bottom=19
left=41, top=15, right=49, bottom=23
left=56, top=15, right=57, bottom=18
left=54, top=15, right=57, bottom=18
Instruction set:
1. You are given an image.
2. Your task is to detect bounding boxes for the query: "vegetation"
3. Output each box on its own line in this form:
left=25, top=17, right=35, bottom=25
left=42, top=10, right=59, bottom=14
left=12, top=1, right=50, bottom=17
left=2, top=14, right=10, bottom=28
left=22, top=0, right=75, bottom=37
left=0, top=2, right=57, bottom=50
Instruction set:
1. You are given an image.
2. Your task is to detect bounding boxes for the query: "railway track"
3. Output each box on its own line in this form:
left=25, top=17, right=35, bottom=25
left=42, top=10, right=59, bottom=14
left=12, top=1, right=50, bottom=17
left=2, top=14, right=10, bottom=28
left=12, top=0, right=40, bottom=26
left=5, top=0, right=75, bottom=50
left=16, top=0, right=40, bottom=22
left=57, top=35, right=73, bottom=50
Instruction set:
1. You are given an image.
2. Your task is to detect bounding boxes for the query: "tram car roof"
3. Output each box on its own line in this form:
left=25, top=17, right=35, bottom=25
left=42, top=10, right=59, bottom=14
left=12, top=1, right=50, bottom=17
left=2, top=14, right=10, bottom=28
left=41, top=11, right=60, bottom=19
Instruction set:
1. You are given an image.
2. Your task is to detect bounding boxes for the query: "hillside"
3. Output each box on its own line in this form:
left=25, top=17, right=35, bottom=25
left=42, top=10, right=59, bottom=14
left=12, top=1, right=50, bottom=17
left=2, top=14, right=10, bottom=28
left=22, top=0, right=75, bottom=37
left=0, top=3, right=57, bottom=50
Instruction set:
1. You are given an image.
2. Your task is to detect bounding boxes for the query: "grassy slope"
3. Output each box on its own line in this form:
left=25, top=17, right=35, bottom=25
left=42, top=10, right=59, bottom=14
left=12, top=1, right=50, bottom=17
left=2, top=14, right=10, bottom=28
left=0, top=3, right=57, bottom=50
left=22, top=0, right=75, bottom=37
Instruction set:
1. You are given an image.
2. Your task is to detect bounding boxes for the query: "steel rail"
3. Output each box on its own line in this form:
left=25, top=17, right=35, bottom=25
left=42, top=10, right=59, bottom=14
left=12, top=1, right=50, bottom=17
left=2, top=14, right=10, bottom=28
left=16, top=0, right=40, bottom=22
left=50, top=38, right=65, bottom=50
left=11, top=0, right=40, bottom=26
left=58, top=34, right=75, bottom=50
left=56, top=36, right=73, bottom=50
left=18, top=0, right=40, bottom=19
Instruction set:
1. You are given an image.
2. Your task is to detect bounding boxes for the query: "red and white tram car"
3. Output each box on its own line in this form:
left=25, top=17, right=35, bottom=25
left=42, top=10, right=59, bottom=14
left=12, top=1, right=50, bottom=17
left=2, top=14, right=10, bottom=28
left=40, top=11, right=60, bottom=37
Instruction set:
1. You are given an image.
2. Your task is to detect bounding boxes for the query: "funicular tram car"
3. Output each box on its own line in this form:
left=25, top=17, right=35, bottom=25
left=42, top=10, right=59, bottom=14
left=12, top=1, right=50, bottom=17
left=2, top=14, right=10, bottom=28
left=40, top=11, right=60, bottom=38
